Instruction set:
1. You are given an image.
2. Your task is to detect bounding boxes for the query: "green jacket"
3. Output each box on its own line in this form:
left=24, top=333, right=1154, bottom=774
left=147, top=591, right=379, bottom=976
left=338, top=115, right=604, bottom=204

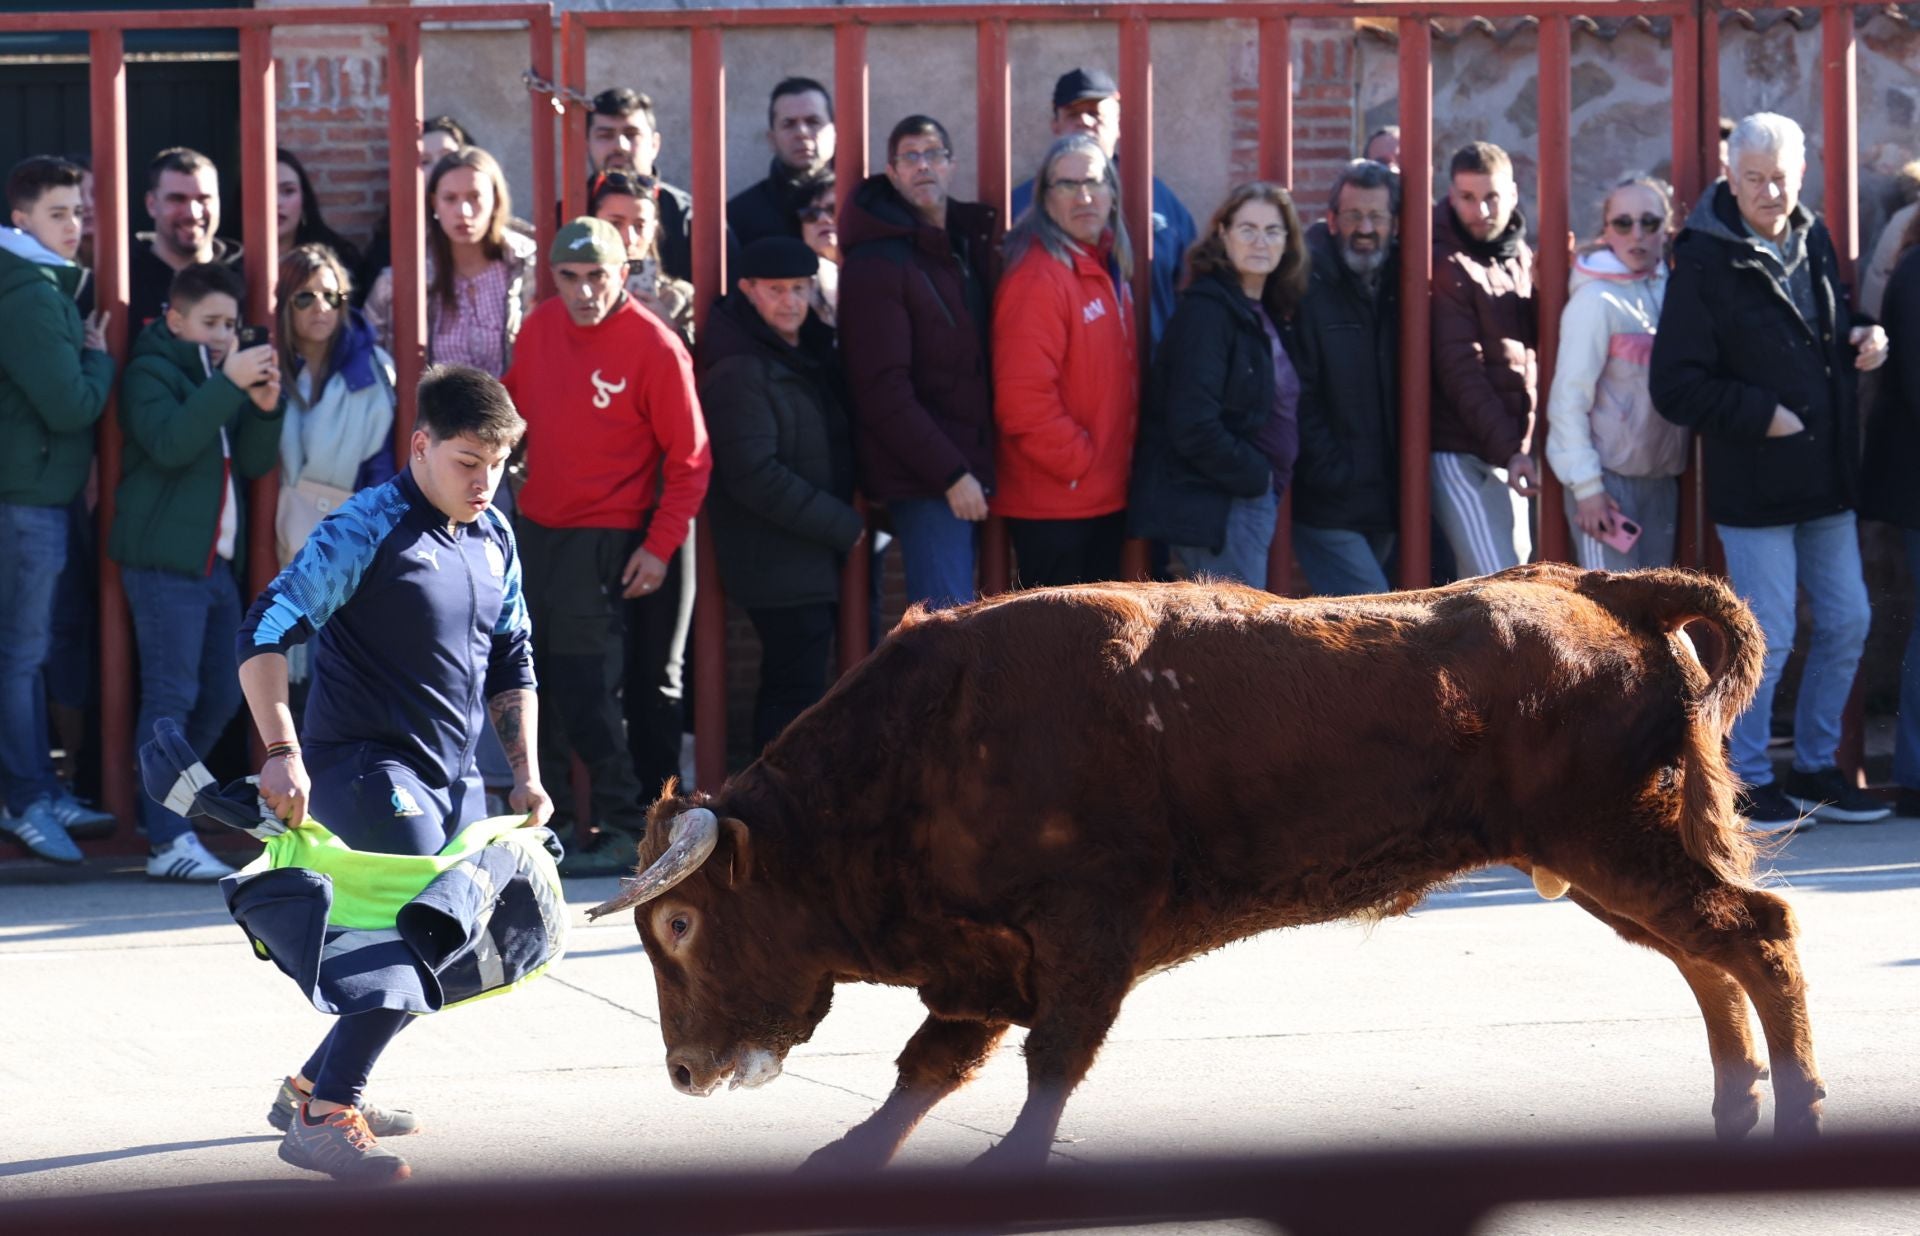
left=0, top=232, right=115, bottom=506
left=111, top=318, right=283, bottom=575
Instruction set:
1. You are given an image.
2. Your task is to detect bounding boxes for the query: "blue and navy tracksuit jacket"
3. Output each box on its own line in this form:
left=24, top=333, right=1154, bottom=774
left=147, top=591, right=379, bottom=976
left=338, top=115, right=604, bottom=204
left=237, top=469, right=535, bottom=830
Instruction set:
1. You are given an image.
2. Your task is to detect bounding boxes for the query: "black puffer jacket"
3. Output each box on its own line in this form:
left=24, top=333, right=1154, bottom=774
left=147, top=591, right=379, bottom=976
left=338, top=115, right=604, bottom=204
left=1128, top=271, right=1277, bottom=552
left=697, top=294, right=860, bottom=608
left=1290, top=232, right=1400, bottom=533
left=1863, top=245, right=1920, bottom=529
left=1651, top=183, right=1862, bottom=528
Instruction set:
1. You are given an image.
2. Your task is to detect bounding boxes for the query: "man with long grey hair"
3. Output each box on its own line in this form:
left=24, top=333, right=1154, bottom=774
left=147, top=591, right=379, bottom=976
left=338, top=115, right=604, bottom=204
left=992, top=134, right=1137, bottom=588
left=1651, top=111, right=1892, bottom=831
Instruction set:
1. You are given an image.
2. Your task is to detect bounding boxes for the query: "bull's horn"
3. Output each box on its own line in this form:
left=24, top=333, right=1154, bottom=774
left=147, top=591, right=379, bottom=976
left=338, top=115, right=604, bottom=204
left=585, top=808, right=720, bottom=921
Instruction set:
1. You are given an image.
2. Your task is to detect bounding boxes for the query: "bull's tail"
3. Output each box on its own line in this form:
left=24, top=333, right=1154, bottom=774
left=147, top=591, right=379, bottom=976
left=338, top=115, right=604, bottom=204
left=1577, top=568, right=1767, bottom=888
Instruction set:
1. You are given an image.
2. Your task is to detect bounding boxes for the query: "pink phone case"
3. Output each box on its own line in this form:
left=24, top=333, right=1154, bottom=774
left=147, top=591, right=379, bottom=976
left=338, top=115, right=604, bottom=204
left=1598, top=517, right=1642, bottom=554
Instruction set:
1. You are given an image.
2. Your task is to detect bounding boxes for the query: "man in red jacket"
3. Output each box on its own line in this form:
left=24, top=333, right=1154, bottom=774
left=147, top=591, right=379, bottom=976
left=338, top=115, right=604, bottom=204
left=504, top=217, right=710, bottom=875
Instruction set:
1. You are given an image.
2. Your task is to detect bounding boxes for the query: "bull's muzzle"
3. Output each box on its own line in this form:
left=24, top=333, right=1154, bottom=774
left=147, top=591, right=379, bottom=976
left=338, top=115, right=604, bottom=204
left=585, top=807, right=720, bottom=920
left=667, top=1046, right=785, bottom=1097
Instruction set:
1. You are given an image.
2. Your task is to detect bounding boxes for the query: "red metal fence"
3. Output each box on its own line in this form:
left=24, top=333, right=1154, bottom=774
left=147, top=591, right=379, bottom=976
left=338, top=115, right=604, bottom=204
left=0, top=1, right=1873, bottom=834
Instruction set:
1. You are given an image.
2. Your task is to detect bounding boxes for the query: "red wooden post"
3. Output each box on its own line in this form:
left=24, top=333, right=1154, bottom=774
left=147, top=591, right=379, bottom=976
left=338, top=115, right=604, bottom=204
left=239, top=27, right=280, bottom=612
left=530, top=11, right=558, bottom=302
left=1534, top=14, right=1572, bottom=566
left=1396, top=16, right=1433, bottom=589
left=690, top=24, right=729, bottom=790
left=1670, top=4, right=1703, bottom=571
left=976, top=17, right=1013, bottom=596
left=386, top=18, right=426, bottom=457
left=1822, top=5, right=1867, bottom=784
left=1259, top=15, right=1296, bottom=594
left=90, top=28, right=135, bottom=835
left=835, top=21, right=873, bottom=669
left=1118, top=14, right=1153, bottom=583
left=561, top=12, right=588, bottom=225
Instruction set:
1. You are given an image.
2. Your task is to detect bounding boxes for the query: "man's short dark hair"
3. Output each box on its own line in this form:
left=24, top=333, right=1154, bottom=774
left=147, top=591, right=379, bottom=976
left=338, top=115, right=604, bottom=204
left=1449, top=141, right=1512, bottom=180
left=1329, top=158, right=1401, bottom=217
left=148, top=146, right=217, bottom=193
left=167, top=261, right=244, bottom=312
left=768, top=77, right=833, bottom=129
left=417, top=364, right=526, bottom=448
left=424, top=114, right=473, bottom=147
left=1362, top=125, right=1400, bottom=157
left=886, top=114, right=951, bottom=163
left=589, top=87, right=656, bottom=132
left=7, top=156, right=84, bottom=213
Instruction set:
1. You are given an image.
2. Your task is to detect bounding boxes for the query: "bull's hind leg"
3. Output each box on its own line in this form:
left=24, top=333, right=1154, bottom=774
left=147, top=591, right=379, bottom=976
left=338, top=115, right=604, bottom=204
left=1565, top=887, right=1767, bottom=1141
left=1562, top=856, right=1825, bottom=1139
left=801, top=1016, right=1009, bottom=1172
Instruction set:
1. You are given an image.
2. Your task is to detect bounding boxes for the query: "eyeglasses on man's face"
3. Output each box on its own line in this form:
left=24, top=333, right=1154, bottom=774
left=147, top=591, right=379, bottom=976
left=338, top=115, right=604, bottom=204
left=1048, top=176, right=1109, bottom=199
left=892, top=148, right=952, bottom=170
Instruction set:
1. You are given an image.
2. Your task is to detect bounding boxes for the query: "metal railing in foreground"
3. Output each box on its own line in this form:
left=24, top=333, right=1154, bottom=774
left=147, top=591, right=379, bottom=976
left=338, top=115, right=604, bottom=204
left=5, top=1130, right=1919, bottom=1235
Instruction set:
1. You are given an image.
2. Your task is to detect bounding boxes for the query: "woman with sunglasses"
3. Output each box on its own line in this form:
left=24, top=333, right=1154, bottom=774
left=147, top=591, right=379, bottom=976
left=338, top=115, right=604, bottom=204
left=793, top=174, right=840, bottom=327
left=1543, top=175, right=1689, bottom=569
left=272, top=244, right=396, bottom=567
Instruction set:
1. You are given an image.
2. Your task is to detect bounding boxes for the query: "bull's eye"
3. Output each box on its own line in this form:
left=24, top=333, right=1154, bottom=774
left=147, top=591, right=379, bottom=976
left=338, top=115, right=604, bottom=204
left=670, top=916, right=690, bottom=938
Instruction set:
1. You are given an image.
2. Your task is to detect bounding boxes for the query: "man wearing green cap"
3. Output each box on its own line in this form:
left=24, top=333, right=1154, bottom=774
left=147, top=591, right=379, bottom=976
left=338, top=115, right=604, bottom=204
left=503, top=216, right=711, bottom=875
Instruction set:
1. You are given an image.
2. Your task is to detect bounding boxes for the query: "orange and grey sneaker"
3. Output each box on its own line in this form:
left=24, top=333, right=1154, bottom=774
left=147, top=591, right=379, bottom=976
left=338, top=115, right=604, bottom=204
left=278, top=1103, right=412, bottom=1182
left=269, top=1076, right=421, bottom=1137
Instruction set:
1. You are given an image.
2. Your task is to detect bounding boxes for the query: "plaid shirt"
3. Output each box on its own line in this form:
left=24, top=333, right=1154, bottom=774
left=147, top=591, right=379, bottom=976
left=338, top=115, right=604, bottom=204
left=429, top=260, right=510, bottom=377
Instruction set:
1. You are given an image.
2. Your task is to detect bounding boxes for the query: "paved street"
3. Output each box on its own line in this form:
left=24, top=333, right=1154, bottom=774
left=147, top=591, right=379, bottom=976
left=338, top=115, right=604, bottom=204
left=3, top=817, right=1918, bottom=1233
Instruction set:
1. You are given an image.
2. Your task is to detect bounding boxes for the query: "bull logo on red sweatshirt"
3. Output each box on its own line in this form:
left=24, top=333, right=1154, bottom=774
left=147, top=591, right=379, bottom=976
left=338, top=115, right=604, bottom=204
left=590, top=368, right=628, bottom=410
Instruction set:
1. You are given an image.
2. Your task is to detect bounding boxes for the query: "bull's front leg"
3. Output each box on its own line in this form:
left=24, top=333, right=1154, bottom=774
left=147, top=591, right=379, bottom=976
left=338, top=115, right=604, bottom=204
left=800, top=1015, right=1010, bottom=1173
left=971, top=972, right=1129, bottom=1169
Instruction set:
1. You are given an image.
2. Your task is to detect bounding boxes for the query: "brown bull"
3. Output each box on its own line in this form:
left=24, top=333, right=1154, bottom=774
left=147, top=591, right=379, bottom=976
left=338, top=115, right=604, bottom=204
left=589, top=564, right=1823, bottom=1168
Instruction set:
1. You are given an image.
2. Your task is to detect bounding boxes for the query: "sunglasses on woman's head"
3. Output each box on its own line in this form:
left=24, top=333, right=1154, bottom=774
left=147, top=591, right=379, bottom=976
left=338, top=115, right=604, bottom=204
left=799, top=203, right=836, bottom=223
left=1608, top=213, right=1666, bottom=235
left=291, top=289, right=347, bottom=310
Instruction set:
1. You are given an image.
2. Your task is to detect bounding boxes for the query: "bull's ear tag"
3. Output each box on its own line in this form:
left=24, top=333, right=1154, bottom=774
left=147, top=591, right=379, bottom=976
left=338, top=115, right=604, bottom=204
left=718, top=817, right=754, bottom=889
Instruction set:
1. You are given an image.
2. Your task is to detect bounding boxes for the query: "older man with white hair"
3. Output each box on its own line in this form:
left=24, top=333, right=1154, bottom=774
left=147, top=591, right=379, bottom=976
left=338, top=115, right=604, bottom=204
left=1650, top=111, right=1891, bottom=831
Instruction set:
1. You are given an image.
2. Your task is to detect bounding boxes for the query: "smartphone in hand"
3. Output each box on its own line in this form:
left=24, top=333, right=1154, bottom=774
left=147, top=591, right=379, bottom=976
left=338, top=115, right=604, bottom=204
left=1598, top=516, right=1642, bottom=554
left=238, top=324, right=269, bottom=351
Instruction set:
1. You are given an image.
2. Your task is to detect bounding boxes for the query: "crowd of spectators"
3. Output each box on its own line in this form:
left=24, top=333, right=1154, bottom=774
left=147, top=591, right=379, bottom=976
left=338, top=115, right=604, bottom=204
left=3, top=80, right=1916, bottom=881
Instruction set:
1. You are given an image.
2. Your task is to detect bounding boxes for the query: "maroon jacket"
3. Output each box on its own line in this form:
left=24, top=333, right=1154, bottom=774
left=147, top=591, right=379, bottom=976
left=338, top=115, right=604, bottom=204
left=1430, top=201, right=1538, bottom=464
left=837, top=175, right=1000, bottom=502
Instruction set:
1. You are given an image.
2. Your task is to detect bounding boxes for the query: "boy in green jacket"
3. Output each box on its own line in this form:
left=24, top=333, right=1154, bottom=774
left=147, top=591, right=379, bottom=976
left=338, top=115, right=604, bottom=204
left=0, top=156, right=116, bottom=865
left=113, top=261, right=282, bottom=880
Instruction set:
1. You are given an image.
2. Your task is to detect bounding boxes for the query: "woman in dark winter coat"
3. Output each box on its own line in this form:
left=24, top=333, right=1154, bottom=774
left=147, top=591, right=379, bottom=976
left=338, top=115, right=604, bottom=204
left=1863, top=212, right=1920, bottom=818
left=1129, top=181, right=1309, bottom=587
left=697, top=237, right=862, bottom=750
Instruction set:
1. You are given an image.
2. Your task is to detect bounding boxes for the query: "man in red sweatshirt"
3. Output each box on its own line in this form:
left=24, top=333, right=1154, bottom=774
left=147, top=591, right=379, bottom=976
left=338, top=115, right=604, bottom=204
left=505, top=216, right=710, bottom=875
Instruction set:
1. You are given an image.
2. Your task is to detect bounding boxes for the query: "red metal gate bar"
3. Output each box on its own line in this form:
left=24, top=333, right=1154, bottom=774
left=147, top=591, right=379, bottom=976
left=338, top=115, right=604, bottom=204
left=386, top=17, right=427, bottom=451
left=975, top=17, right=1013, bottom=598
left=561, top=11, right=587, bottom=225
left=1260, top=15, right=1297, bottom=594
left=89, top=27, right=135, bottom=831
left=1670, top=0, right=1703, bottom=572
left=1118, top=14, right=1153, bottom=583
left=1395, top=14, right=1434, bottom=589
left=690, top=23, right=729, bottom=793
left=530, top=13, right=558, bottom=303
left=239, top=25, right=280, bottom=610
left=569, top=2, right=1699, bottom=30
left=835, top=22, right=873, bottom=673
left=1534, top=13, right=1571, bottom=565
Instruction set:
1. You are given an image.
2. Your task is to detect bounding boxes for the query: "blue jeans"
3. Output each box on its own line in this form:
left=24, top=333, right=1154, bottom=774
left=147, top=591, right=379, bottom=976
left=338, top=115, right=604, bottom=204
left=888, top=497, right=978, bottom=610
left=1173, top=490, right=1277, bottom=589
left=0, top=503, right=69, bottom=812
left=1715, top=512, right=1873, bottom=786
left=123, top=564, right=245, bottom=844
left=1897, top=530, right=1920, bottom=791
left=1292, top=524, right=1394, bottom=596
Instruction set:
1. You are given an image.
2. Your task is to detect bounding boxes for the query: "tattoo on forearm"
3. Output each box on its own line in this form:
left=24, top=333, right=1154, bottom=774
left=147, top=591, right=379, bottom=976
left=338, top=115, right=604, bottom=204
left=489, top=693, right=531, bottom=774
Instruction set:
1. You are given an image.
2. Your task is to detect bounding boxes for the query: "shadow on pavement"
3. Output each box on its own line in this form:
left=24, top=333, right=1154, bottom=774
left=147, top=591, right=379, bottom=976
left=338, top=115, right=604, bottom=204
left=0, top=1136, right=281, bottom=1178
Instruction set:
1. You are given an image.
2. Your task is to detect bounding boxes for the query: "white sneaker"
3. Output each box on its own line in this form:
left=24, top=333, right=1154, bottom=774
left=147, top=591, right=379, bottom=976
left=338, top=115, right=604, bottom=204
left=147, top=833, right=236, bottom=882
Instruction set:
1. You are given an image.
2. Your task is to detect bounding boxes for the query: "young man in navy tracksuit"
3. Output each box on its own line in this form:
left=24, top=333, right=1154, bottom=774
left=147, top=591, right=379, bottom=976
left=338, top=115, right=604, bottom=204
left=235, top=364, right=552, bottom=1182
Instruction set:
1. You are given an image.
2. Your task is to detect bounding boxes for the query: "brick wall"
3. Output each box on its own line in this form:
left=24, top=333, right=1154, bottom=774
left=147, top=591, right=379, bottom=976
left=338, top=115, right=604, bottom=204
left=271, top=22, right=391, bottom=255
left=1227, top=18, right=1360, bottom=213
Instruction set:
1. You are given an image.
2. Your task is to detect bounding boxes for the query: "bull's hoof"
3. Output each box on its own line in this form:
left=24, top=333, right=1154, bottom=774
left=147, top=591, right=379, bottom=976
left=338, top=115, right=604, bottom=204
left=1773, top=1105, right=1824, bottom=1141
left=966, top=1137, right=1050, bottom=1174
left=1711, top=1093, right=1761, bottom=1143
left=798, top=1136, right=889, bottom=1175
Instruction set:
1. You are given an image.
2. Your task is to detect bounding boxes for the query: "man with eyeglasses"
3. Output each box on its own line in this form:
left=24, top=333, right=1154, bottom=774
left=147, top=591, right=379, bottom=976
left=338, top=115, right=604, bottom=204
left=1651, top=112, right=1891, bottom=831
left=1288, top=159, right=1402, bottom=596
left=729, top=77, right=836, bottom=249
left=502, top=218, right=711, bottom=874
left=838, top=115, right=1000, bottom=610
left=1010, top=68, right=1195, bottom=350
left=1429, top=140, right=1539, bottom=581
